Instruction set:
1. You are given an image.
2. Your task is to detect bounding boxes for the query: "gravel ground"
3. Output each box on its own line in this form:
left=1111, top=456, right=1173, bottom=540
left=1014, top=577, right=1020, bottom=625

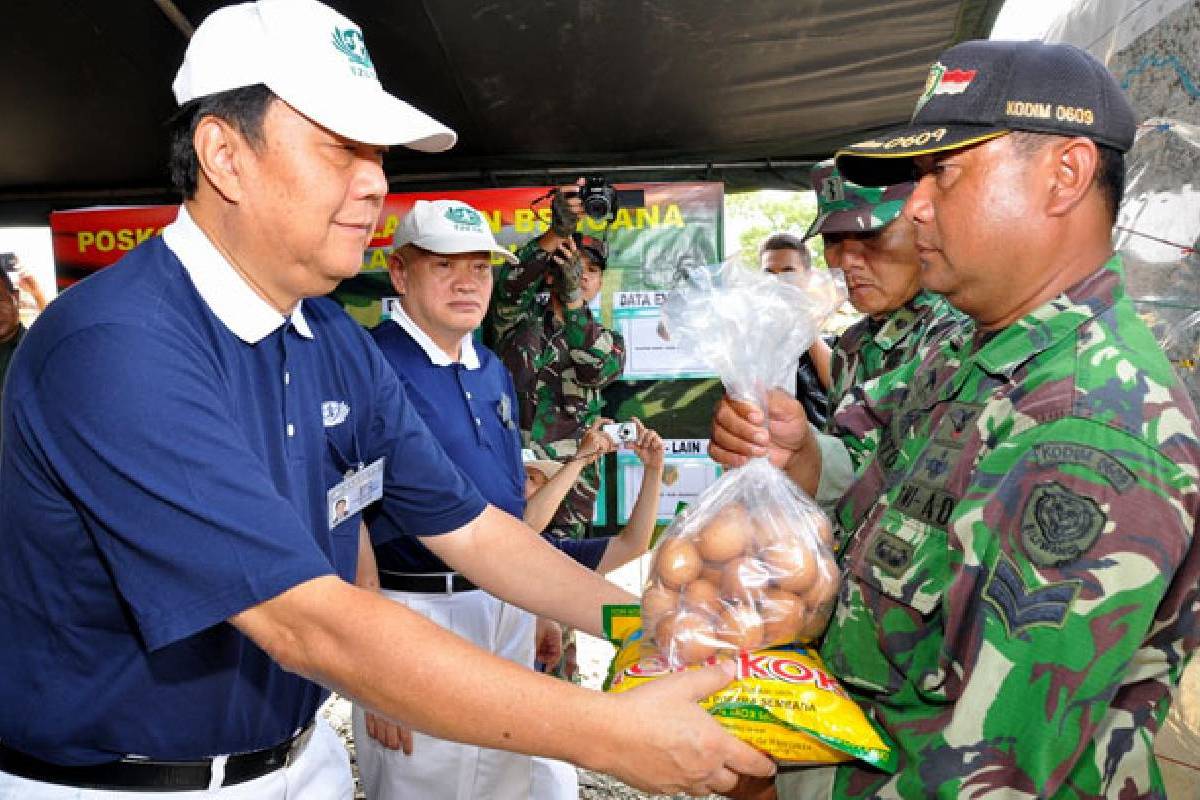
left=320, top=555, right=719, bottom=799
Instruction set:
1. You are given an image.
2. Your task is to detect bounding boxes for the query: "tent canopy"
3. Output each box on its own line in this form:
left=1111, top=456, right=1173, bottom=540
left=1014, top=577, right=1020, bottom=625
left=0, top=0, right=1002, bottom=224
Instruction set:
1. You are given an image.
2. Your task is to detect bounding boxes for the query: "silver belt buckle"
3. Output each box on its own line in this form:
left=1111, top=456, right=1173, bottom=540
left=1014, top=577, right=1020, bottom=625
left=285, top=723, right=316, bottom=768
left=443, top=573, right=455, bottom=594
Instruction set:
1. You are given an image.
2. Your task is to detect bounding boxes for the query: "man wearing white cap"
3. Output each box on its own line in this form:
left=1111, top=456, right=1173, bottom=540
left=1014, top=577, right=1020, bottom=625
left=0, top=2, right=774, bottom=799
left=353, top=199, right=562, bottom=800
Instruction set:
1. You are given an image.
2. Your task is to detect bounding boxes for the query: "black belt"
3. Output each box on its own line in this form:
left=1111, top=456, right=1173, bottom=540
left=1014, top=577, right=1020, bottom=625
left=0, top=720, right=314, bottom=791
left=379, top=570, right=477, bottom=594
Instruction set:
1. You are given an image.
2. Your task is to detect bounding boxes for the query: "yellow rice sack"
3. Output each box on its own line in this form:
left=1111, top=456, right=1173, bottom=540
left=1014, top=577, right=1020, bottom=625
left=602, top=606, right=895, bottom=770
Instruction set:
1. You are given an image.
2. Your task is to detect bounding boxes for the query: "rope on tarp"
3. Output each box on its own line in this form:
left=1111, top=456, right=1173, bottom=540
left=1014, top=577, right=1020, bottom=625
left=1115, top=225, right=1197, bottom=256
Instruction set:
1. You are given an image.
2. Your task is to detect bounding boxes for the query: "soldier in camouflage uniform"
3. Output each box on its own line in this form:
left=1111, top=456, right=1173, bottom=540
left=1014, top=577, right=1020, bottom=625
left=803, top=159, right=966, bottom=426
left=488, top=188, right=626, bottom=540
left=713, top=40, right=1200, bottom=800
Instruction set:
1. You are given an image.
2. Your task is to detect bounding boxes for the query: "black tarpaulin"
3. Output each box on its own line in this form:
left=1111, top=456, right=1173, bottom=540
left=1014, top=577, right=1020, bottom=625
left=0, top=0, right=1002, bottom=223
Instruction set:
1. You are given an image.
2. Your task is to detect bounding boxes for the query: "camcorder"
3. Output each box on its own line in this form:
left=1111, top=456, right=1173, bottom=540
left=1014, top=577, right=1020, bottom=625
left=573, top=177, right=645, bottom=221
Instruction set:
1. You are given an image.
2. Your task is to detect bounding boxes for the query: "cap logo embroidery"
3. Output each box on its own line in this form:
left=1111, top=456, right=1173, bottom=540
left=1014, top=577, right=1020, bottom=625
left=1006, top=100, right=1053, bottom=120
left=914, top=62, right=978, bottom=116
left=331, top=26, right=376, bottom=78
left=444, top=206, right=483, bottom=230
left=880, top=128, right=947, bottom=150
left=818, top=174, right=845, bottom=204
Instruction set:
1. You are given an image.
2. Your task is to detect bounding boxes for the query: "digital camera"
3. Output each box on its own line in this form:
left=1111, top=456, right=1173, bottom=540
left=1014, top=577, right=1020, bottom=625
left=602, top=421, right=638, bottom=444
left=572, top=178, right=645, bottom=221
left=578, top=177, right=619, bottom=220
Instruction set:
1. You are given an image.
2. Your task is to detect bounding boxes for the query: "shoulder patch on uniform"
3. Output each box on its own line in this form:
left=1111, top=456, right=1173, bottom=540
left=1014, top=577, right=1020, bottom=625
left=931, top=401, right=984, bottom=445
left=982, top=554, right=1080, bottom=637
left=1020, top=481, right=1106, bottom=567
left=894, top=482, right=957, bottom=527
left=1029, top=442, right=1135, bottom=493
left=866, top=529, right=914, bottom=578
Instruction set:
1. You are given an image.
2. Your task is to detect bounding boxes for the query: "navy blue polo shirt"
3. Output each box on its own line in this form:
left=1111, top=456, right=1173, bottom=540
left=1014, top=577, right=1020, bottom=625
left=368, top=310, right=525, bottom=573
left=0, top=207, right=485, bottom=765
left=368, top=309, right=610, bottom=573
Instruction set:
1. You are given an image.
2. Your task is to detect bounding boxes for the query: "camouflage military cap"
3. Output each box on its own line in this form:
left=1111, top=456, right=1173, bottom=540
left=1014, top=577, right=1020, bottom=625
left=802, top=159, right=914, bottom=241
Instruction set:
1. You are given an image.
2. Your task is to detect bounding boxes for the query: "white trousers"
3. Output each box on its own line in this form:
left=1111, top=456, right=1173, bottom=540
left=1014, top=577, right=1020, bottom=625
left=0, top=717, right=352, bottom=800
left=354, top=587, right=544, bottom=800
left=530, top=756, right=579, bottom=799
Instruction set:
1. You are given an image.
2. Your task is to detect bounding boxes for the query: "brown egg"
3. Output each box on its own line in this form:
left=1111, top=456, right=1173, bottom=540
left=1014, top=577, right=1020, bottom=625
left=697, top=505, right=750, bottom=563
left=762, top=542, right=818, bottom=594
left=750, top=509, right=786, bottom=554
left=719, top=556, right=771, bottom=602
left=802, top=562, right=839, bottom=608
left=812, top=514, right=835, bottom=550
left=759, top=588, right=805, bottom=646
left=681, top=578, right=723, bottom=617
left=654, top=538, right=703, bottom=588
left=716, top=604, right=765, bottom=651
left=640, top=583, right=679, bottom=625
left=699, top=563, right=724, bottom=586
left=795, top=603, right=832, bottom=643
left=657, top=610, right=719, bottom=665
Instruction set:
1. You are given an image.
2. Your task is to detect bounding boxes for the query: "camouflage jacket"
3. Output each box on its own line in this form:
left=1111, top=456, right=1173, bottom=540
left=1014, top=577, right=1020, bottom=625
left=782, top=257, right=1200, bottom=799
left=826, top=289, right=965, bottom=428
left=489, top=239, right=626, bottom=532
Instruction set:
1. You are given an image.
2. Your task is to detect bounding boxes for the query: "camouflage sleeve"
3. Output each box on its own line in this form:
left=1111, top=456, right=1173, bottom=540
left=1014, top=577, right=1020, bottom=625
left=830, top=350, right=924, bottom=471
left=560, top=306, right=625, bottom=388
left=896, top=419, right=1194, bottom=798
left=488, top=239, right=551, bottom=348
left=497, top=318, right=539, bottom=397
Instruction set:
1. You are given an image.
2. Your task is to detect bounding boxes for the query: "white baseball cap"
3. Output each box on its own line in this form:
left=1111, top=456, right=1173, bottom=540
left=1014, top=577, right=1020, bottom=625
left=173, top=0, right=456, bottom=151
left=395, top=200, right=518, bottom=264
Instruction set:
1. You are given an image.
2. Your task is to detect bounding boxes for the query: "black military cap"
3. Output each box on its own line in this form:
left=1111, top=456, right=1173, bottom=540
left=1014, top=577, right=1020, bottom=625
left=836, top=40, right=1137, bottom=186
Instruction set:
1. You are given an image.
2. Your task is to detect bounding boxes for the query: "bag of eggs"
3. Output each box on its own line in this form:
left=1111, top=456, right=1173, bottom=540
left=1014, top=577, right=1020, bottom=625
left=648, top=258, right=847, bottom=668
left=643, top=460, right=839, bottom=667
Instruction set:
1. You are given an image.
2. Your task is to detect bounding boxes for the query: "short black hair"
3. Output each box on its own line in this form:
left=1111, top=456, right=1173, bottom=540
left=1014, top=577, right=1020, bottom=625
left=1094, top=144, right=1125, bottom=224
left=168, top=84, right=276, bottom=199
left=759, top=233, right=812, bottom=268
left=1008, top=131, right=1125, bottom=224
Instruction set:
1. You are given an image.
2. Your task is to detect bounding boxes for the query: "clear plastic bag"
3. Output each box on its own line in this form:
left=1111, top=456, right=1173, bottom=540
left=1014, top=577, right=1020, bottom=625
left=645, top=259, right=845, bottom=668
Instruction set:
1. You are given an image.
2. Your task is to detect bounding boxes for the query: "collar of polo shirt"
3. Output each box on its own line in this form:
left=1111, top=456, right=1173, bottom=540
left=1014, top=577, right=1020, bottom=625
left=162, top=206, right=313, bottom=343
left=388, top=299, right=479, bottom=369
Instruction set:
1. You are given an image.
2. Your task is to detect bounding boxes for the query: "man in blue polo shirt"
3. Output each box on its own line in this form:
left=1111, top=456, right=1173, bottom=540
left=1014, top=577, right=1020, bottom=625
left=354, top=198, right=611, bottom=800
left=0, top=1, right=774, bottom=798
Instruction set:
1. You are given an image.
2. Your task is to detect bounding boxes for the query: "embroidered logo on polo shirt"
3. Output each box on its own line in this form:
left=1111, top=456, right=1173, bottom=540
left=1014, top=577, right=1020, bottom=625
left=322, top=401, right=350, bottom=427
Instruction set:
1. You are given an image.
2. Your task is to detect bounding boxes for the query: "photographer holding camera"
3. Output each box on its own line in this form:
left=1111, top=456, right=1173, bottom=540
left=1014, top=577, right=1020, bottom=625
left=487, top=180, right=626, bottom=541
